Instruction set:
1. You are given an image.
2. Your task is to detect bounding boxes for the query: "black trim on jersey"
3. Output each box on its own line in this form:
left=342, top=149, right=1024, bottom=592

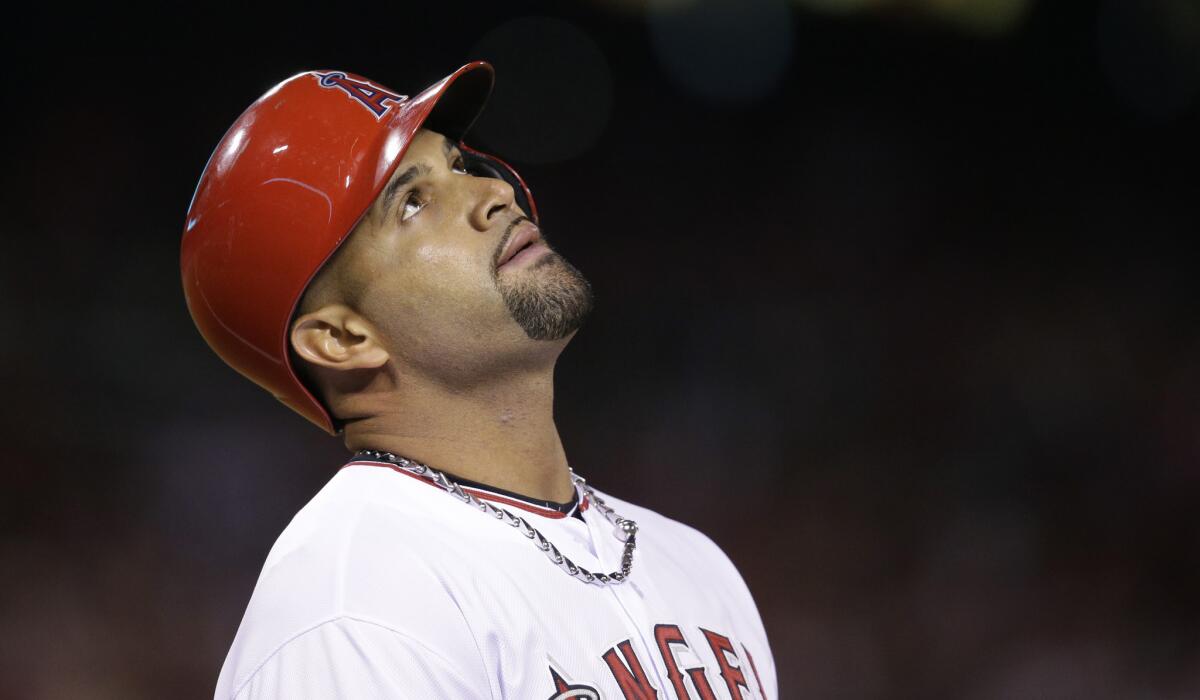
left=346, top=453, right=584, bottom=519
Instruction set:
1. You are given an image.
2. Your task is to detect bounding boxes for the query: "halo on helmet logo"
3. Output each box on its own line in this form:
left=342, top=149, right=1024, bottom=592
left=313, top=71, right=408, bottom=119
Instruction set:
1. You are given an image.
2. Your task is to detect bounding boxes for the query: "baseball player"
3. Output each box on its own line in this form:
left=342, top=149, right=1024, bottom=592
left=181, top=62, right=776, bottom=699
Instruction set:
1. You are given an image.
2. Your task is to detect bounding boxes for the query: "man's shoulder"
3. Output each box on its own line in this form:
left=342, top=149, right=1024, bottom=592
left=248, top=463, right=483, bottom=614
left=218, top=465, right=484, bottom=695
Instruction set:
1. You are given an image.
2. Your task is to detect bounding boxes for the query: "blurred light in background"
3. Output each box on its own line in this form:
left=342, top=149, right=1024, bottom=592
left=915, top=0, right=1034, bottom=36
left=792, top=0, right=884, bottom=16
left=600, top=0, right=1034, bottom=35
left=647, top=0, right=795, bottom=103
left=1097, top=0, right=1200, bottom=123
left=469, top=17, right=614, bottom=164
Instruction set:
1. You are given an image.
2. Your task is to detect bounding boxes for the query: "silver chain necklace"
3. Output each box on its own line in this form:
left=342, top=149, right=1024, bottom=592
left=354, top=449, right=638, bottom=586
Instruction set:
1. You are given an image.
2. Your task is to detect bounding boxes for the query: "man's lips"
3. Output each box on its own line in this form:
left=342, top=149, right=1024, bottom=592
left=497, top=219, right=542, bottom=268
left=501, top=241, right=550, bottom=270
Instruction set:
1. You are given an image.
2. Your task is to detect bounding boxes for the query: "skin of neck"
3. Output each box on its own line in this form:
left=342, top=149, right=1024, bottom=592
left=332, top=359, right=575, bottom=504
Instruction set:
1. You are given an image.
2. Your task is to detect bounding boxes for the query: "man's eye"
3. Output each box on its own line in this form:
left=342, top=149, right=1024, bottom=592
left=401, top=191, right=426, bottom=221
left=452, top=155, right=469, bottom=175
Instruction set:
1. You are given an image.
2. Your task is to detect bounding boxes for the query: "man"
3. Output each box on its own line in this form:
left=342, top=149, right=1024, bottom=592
left=182, top=62, right=776, bottom=699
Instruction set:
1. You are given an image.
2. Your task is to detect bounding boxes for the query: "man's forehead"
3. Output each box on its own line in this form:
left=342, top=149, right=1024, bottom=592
left=408, top=128, right=456, bottom=157
left=386, top=129, right=459, bottom=184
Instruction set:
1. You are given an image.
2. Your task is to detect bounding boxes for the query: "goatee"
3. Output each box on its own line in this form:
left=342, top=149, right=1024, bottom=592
left=496, top=252, right=594, bottom=341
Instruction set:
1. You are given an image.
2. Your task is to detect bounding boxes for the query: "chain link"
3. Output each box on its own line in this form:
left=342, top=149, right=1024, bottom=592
left=354, top=449, right=638, bottom=586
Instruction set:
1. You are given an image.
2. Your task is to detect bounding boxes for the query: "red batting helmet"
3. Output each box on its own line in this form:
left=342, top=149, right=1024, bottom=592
left=180, top=62, right=537, bottom=436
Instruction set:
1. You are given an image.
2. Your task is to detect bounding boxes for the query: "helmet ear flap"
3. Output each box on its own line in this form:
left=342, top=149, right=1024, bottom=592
left=459, top=145, right=539, bottom=222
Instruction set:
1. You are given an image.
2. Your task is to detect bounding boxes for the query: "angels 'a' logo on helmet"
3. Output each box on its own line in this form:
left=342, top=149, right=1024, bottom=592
left=546, top=666, right=600, bottom=700
left=312, top=71, right=407, bottom=119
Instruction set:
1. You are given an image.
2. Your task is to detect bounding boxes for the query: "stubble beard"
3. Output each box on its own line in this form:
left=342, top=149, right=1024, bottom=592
left=495, top=251, right=594, bottom=341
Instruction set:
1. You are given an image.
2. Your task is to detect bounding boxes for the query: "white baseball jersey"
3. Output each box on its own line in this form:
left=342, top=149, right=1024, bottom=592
left=214, top=455, right=777, bottom=699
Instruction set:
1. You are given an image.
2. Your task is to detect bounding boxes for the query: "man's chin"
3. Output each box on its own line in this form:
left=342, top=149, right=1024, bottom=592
left=498, top=252, right=594, bottom=341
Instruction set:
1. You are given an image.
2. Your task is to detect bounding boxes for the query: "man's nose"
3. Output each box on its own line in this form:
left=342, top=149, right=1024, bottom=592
left=469, top=176, right=517, bottom=232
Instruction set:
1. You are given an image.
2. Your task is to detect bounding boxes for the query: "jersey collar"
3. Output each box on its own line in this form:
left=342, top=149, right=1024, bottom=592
left=342, top=456, right=589, bottom=520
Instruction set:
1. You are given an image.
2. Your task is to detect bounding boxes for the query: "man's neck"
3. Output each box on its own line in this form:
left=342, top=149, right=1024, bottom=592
left=339, top=367, right=574, bottom=503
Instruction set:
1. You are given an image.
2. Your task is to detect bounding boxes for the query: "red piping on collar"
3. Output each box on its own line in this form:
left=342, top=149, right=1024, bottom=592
left=342, top=460, right=590, bottom=518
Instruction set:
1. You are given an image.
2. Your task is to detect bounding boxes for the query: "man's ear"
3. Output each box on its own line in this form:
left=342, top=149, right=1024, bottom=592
left=290, top=304, right=389, bottom=371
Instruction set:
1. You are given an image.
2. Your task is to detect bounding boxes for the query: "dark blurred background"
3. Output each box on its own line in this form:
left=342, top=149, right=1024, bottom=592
left=2, top=0, right=1198, bottom=697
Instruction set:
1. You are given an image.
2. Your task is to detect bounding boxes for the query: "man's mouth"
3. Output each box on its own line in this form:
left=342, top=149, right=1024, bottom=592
left=497, top=219, right=545, bottom=269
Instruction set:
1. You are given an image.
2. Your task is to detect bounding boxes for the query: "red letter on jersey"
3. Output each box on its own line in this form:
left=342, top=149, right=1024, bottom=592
left=743, top=644, right=769, bottom=700
left=701, top=629, right=752, bottom=700
left=602, top=640, right=660, bottom=700
left=654, top=624, right=717, bottom=700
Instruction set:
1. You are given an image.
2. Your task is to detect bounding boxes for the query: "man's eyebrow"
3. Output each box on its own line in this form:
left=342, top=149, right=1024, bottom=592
left=377, top=140, right=461, bottom=219
left=379, top=162, right=432, bottom=218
